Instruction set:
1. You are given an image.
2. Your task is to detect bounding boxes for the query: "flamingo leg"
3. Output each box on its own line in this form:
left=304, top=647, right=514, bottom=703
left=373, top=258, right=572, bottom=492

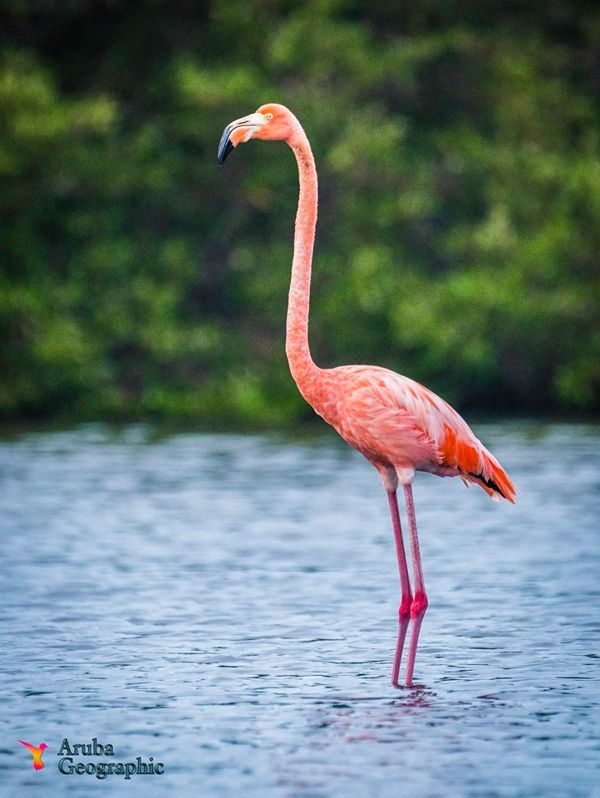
left=403, top=484, right=428, bottom=686
left=387, top=490, right=413, bottom=687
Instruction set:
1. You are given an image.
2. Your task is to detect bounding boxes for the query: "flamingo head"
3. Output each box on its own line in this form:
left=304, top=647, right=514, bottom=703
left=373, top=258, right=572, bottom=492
left=217, top=103, right=299, bottom=164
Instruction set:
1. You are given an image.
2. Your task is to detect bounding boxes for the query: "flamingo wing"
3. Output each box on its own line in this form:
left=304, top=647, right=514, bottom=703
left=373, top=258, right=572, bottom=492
left=383, top=370, right=516, bottom=502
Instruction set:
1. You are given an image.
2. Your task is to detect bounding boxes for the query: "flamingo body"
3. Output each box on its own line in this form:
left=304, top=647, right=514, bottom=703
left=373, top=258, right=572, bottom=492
left=305, top=365, right=515, bottom=502
left=218, top=103, right=516, bottom=686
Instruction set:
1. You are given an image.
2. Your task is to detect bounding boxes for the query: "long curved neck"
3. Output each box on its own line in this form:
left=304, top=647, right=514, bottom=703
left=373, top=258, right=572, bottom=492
left=285, top=129, right=320, bottom=392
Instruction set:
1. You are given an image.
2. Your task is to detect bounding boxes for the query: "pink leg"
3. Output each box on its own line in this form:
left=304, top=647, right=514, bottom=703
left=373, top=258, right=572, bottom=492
left=387, top=490, right=413, bottom=687
left=403, top=484, right=428, bottom=686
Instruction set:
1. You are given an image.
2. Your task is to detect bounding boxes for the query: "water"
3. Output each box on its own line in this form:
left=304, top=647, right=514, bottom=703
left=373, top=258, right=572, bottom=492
left=0, top=422, right=598, bottom=797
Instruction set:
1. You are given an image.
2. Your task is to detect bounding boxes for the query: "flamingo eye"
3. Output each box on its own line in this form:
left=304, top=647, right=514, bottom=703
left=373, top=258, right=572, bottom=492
left=266, top=113, right=273, bottom=120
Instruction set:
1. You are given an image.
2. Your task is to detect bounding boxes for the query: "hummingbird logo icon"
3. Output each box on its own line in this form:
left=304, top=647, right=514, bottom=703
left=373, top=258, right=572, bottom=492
left=18, top=740, right=49, bottom=770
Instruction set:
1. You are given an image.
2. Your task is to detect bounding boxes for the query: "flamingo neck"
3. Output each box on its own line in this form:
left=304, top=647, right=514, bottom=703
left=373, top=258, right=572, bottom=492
left=285, top=130, right=320, bottom=394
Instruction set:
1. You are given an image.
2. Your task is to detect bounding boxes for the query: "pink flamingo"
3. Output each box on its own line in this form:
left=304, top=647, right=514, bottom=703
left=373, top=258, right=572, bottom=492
left=218, top=104, right=516, bottom=686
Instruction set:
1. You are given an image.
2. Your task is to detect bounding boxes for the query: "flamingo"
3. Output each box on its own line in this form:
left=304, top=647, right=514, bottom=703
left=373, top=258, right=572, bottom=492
left=217, top=103, right=516, bottom=686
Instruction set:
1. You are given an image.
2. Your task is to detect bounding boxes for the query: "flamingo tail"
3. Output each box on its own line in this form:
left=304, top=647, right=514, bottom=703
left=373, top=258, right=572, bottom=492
left=464, top=455, right=516, bottom=503
left=438, top=423, right=516, bottom=503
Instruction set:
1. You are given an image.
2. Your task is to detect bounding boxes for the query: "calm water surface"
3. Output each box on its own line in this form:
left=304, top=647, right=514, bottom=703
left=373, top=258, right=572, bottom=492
left=0, top=422, right=598, bottom=797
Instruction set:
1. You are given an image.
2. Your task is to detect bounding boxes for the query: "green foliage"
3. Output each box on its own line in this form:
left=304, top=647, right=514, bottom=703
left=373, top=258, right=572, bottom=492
left=1, top=0, right=599, bottom=423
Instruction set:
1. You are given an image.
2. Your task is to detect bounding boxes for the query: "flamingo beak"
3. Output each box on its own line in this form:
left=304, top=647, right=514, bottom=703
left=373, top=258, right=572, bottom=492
left=217, top=113, right=267, bottom=165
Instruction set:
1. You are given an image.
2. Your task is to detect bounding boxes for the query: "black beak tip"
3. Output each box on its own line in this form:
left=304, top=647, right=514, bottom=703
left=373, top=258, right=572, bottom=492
left=217, top=128, right=234, bottom=166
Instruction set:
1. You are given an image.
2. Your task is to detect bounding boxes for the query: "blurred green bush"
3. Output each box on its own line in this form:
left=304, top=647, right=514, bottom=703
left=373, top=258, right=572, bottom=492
left=1, top=0, right=599, bottom=423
